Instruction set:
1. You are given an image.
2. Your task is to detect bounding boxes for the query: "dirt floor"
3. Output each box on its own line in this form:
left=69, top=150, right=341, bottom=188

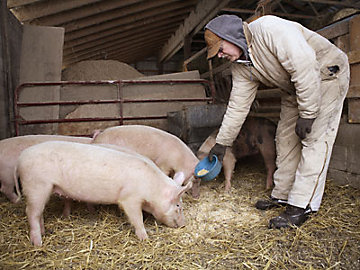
left=0, top=155, right=359, bottom=269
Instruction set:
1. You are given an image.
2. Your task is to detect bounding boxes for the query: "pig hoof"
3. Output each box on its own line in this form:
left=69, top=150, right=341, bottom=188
left=30, top=237, right=43, bottom=247
left=135, top=230, right=148, bottom=240
left=192, top=194, right=200, bottom=199
left=32, top=241, right=42, bottom=247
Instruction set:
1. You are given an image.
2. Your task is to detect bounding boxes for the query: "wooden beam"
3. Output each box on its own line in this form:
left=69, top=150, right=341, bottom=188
left=64, top=39, right=166, bottom=66
left=299, top=0, right=360, bottom=9
left=10, top=0, right=104, bottom=22
left=64, top=2, right=195, bottom=42
left=26, top=0, right=142, bottom=25
left=62, top=0, right=184, bottom=32
left=348, top=50, right=360, bottom=65
left=63, top=16, right=185, bottom=57
left=348, top=99, right=360, bottom=123
left=347, top=84, right=360, bottom=98
left=63, top=12, right=187, bottom=51
left=64, top=25, right=178, bottom=61
left=159, top=0, right=231, bottom=63
left=221, top=8, right=254, bottom=14
left=222, top=7, right=316, bottom=19
left=283, top=0, right=308, bottom=13
left=316, top=16, right=352, bottom=39
left=64, top=29, right=174, bottom=64
left=7, top=0, right=41, bottom=9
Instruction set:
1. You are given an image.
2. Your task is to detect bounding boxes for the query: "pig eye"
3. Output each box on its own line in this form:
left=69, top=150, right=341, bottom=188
left=176, top=204, right=180, bottom=207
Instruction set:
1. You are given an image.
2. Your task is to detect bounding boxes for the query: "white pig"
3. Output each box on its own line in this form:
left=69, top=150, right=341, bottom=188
left=92, top=125, right=200, bottom=194
left=15, top=141, right=192, bottom=246
left=62, top=143, right=143, bottom=217
left=0, top=135, right=91, bottom=203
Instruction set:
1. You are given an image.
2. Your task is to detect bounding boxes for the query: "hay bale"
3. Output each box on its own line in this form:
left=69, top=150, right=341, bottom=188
left=61, top=60, right=143, bottom=81
left=1, top=156, right=359, bottom=269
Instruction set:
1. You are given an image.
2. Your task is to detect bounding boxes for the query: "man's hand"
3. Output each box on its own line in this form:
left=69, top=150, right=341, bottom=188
left=208, top=143, right=226, bottom=163
left=295, top=117, right=315, bottom=140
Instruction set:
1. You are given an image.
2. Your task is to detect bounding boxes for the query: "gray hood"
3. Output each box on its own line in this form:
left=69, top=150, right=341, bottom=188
left=205, top=15, right=249, bottom=60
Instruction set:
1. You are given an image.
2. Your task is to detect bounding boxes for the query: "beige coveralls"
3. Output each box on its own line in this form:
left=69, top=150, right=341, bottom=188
left=216, top=15, right=350, bottom=211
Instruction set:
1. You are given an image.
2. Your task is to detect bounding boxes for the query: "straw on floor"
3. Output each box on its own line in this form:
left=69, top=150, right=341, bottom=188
left=1, top=155, right=359, bottom=269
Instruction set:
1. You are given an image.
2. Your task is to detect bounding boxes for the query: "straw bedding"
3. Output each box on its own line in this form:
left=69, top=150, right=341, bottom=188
left=1, top=155, right=359, bottom=269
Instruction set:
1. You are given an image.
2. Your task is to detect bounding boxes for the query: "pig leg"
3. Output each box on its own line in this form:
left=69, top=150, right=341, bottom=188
left=40, top=215, right=45, bottom=235
left=25, top=184, right=52, bottom=246
left=86, top=203, right=96, bottom=214
left=62, top=198, right=72, bottom=217
left=1, top=182, right=20, bottom=203
left=191, top=178, right=201, bottom=199
left=62, top=199, right=95, bottom=217
left=26, top=202, right=47, bottom=246
left=223, top=150, right=236, bottom=192
left=259, top=145, right=276, bottom=190
left=119, top=200, right=148, bottom=240
left=0, top=168, right=20, bottom=203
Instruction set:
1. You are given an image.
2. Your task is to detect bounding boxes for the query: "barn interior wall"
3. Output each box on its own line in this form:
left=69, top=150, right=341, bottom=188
left=327, top=14, right=360, bottom=189
left=328, top=116, right=360, bottom=188
left=0, top=2, right=22, bottom=139
left=18, top=24, right=64, bottom=135
left=132, top=53, right=184, bottom=76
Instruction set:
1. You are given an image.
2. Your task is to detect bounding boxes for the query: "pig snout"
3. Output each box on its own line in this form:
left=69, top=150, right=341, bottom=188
left=174, top=213, right=186, bottom=228
left=161, top=214, right=186, bottom=228
left=160, top=205, right=187, bottom=228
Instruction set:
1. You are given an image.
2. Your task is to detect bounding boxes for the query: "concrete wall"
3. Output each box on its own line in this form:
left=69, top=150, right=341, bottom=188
left=0, top=2, right=22, bottom=139
left=18, top=25, right=64, bottom=135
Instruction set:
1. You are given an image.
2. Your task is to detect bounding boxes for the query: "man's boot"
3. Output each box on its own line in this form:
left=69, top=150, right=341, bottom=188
left=255, top=197, right=287, bottom=210
left=268, top=204, right=310, bottom=229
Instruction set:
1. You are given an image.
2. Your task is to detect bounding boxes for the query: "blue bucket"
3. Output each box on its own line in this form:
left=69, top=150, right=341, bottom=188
left=194, top=155, right=222, bottom=181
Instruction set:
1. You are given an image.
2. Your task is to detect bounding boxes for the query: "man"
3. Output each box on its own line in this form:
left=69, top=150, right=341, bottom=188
left=204, top=14, right=349, bottom=228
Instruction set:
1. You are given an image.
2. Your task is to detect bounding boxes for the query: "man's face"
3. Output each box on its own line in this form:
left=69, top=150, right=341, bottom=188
left=217, top=40, right=243, bottom=62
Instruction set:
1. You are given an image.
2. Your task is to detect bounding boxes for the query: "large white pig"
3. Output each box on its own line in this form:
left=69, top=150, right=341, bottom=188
left=15, top=141, right=192, bottom=246
left=0, top=135, right=91, bottom=203
left=62, top=143, right=143, bottom=217
left=92, top=125, right=200, bottom=194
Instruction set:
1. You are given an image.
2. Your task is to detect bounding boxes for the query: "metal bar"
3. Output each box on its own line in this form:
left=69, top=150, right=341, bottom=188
left=14, top=79, right=214, bottom=136
left=14, top=77, right=20, bottom=136
left=117, top=80, right=123, bottom=126
left=17, top=79, right=210, bottom=87
left=16, top=98, right=213, bottom=107
left=17, top=116, right=168, bottom=125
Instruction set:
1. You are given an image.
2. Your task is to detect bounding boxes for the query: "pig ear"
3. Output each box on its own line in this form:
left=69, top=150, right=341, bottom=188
left=176, top=181, right=193, bottom=199
left=173, top=172, right=185, bottom=186
left=92, top=129, right=101, bottom=139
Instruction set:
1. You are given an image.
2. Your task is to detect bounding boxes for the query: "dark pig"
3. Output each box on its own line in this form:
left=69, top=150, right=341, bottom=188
left=195, top=117, right=277, bottom=198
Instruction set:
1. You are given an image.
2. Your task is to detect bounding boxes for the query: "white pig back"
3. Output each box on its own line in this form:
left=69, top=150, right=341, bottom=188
left=0, top=135, right=91, bottom=170
left=93, top=125, right=198, bottom=176
left=17, top=141, right=173, bottom=204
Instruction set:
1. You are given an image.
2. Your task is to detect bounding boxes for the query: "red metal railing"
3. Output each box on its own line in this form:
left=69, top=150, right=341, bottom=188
left=14, top=79, right=215, bottom=136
